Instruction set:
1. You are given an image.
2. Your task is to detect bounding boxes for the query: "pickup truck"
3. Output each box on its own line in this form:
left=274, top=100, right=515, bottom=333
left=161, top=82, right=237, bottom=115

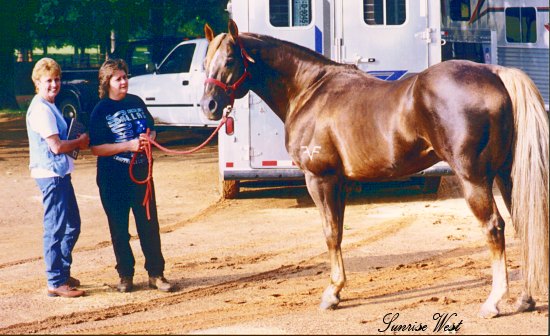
left=128, top=38, right=218, bottom=128
left=54, top=37, right=185, bottom=126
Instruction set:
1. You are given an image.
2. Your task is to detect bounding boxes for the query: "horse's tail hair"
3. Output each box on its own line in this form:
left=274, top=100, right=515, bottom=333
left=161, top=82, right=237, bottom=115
left=496, top=66, right=549, bottom=295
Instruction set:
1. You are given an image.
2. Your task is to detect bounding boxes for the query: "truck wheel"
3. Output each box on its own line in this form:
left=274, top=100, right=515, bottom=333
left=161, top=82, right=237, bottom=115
left=420, top=176, right=441, bottom=194
left=220, top=179, right=240, bottom=199
left=59, top=97, right=80, bottom=120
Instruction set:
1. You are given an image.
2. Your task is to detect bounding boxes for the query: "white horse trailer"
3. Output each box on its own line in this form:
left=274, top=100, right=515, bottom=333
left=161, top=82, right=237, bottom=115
left=440, top=0, right=549, bottom=109
left=218, top=0, right=549, bottom=198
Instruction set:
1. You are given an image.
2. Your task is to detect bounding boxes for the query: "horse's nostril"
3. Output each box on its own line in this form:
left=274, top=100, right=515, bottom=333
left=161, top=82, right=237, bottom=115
left=208, top=99, right=217, bottom=112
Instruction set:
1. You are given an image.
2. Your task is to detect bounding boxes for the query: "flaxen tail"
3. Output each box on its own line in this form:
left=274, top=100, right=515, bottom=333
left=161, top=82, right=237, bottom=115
left=495, top=66, right=549, bottom=295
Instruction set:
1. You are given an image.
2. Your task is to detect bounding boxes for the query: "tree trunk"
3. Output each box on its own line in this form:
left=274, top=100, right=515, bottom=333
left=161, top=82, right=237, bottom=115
left=0, top=0, right=19, bottom=109
left=150, top=0, right=165, bottom=64
left=0, top=51, right=19, bottom=109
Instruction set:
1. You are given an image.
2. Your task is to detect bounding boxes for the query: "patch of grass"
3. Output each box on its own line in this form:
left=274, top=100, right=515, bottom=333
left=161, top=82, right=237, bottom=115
left=0, top=108, right=25, bottom=116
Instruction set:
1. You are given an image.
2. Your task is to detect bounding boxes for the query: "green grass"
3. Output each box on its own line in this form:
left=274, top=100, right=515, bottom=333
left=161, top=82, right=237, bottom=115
left=0, top=108, right=25, bottom=116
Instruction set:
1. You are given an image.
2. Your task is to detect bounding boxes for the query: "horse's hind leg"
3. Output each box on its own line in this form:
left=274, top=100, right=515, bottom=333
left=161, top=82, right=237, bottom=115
left=495, top=171, right=536, bottom=313
left=304, top=172, right=346, bottom=310
left=459, top=175, right=508, bottom=318
left=495, top=170, right=512, bottom=214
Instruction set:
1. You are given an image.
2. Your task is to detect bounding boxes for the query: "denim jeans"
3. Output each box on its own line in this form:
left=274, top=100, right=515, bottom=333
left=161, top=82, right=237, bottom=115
left=35, top=174, right=81, bottom=288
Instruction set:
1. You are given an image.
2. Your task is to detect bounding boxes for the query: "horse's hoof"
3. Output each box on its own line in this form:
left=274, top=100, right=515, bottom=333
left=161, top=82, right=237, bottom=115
left=319, top=291, right=340, bottom=310
left=319, top=300, right=338, bottom=310
left=478, top=304, right=499, bottom=319
left=515, top=297, right=536, bottom=313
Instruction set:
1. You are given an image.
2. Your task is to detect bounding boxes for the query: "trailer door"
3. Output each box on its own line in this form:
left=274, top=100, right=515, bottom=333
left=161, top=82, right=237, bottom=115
left=243, top=0, right=327, bottom=55
left=338, top=0, right=437, bottom=78
left=236, top=0, right=325, bottom=170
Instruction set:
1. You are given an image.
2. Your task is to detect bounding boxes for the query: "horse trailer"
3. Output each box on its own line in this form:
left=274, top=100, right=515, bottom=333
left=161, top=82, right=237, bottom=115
left=216, top=0, right=549, bottom=197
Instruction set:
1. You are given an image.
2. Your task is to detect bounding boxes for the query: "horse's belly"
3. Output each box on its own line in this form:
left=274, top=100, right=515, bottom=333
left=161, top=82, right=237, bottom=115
left=343, top=163, right=399, bottom=181
left=341, top=149, right=440, bottom=181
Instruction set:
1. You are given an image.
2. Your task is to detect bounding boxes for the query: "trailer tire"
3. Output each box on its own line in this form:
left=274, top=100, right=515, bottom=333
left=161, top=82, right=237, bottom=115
left=220, top=179, right=240, bottom=199
left=419, top=176, right=441, bottom=194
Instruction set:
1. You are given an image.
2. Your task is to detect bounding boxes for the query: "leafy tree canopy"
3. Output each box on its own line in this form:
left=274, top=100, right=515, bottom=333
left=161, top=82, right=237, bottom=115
left=0, top=0, right=228, bottom=108
left=16, top=0, right=228, bottom=54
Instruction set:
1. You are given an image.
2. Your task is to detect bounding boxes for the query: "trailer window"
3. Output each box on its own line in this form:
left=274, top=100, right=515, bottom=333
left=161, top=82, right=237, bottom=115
left=505, top=7, right=537, bottom=43
left=364, top=0, right=406, bottom=25
left=269, top=0, right=312, bottom=27
left=450, top=0, right=471, bottom=21
left=157, top=44, right=196, bottom=74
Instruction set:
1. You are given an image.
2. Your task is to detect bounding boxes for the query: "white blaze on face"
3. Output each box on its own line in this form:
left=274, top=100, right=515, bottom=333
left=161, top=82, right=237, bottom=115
left=208, top=48, right=222, bottom=80
left=205, top=33, right=228, bottom=88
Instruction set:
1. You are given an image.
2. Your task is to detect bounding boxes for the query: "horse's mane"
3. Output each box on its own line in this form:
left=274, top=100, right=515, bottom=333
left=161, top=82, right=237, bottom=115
left=242, top=32, right=341, bottom=67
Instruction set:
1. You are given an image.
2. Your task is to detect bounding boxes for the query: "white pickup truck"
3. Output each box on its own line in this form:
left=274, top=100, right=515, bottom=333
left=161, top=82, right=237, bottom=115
left=128, top=38, right=217, bottom=128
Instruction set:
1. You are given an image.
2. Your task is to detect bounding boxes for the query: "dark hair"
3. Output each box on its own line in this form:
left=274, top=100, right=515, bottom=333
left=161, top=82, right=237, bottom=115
left=98, top=58, right=129, bottom=99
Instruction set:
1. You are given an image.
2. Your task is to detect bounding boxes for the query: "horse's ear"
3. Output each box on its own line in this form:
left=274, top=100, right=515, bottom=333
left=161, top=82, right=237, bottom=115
left=228, top=19, right=239, bottom=40
left=204, top=23, right=215, bottom=42
left=228, top=19, right=255, bottom=64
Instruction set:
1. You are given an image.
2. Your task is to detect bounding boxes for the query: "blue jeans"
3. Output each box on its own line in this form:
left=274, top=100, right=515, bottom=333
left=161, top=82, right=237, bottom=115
left=35, top=174, right=81, bottom=288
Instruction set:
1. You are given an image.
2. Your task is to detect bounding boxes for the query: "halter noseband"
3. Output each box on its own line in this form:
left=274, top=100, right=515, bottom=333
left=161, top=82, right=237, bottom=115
left=204, top=37, right=251, bottom=106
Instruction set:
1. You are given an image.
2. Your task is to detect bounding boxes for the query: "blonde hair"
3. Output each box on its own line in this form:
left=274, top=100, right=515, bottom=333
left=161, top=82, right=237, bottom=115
left=98, top=58, right=129, bottom=99
left=31, top=58, right=61, bottom=93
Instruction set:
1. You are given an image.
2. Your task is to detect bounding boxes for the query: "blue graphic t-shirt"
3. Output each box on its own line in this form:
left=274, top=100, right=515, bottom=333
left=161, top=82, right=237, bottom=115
left=89, top=94, right=155, bottom=168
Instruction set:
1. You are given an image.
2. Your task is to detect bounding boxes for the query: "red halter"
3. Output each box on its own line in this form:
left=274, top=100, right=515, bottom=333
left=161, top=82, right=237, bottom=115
left=204, top=37, right=251, bottom=106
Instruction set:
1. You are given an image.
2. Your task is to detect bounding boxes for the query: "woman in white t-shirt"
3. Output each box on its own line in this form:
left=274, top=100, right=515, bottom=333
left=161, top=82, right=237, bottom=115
left=26, top=58, right=89, bottom=298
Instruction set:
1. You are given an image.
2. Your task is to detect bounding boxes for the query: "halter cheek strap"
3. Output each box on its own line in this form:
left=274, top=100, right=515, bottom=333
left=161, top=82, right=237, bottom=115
left=204, top=37, right=252, bottom=106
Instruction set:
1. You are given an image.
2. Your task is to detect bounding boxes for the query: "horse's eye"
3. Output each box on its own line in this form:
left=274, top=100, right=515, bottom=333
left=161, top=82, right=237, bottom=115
left=226, top=58, right=235, bottom=66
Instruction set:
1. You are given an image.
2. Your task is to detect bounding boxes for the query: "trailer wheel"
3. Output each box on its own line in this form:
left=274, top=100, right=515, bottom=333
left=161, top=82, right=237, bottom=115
left=419, top=176, right=441, bottom=194
left=220, top=179, right=240, bottom=199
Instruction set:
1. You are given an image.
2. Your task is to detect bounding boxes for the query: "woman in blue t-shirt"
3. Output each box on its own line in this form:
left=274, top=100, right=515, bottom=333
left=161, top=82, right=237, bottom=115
left=89, top=59, right=172, bottom=293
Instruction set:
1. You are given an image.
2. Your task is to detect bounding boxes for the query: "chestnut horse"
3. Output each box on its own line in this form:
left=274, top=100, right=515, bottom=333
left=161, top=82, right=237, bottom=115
left=201, top=20, right=548, bottom=318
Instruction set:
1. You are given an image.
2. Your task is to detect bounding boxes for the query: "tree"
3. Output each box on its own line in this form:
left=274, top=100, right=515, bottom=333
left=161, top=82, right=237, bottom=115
left=164, top=0, right=228, bottom=38
left=33, top=0, right=65, bottom=55
left=0, top=0, right=36, bottom=109
left=0, top=0, right=229, bottom=109
left=62, top=0, right=123, bottom=65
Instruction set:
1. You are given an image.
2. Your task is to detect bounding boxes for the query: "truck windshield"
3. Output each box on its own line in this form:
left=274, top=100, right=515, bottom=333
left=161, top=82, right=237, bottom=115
left=158, top=44, right=196, bottom=74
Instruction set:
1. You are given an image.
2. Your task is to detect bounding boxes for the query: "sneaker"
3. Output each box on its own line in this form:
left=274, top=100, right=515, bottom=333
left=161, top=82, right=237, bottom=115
left=67, top=276, right=80, bottom=287
left=47, top=284, right=85, bottom=298
left=148, top=276, right=173, bottom=292
left=117, top=276, right=133, bottom=293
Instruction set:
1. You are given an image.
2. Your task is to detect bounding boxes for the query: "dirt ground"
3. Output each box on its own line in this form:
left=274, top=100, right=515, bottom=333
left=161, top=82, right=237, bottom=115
left=0, top=113, right=547, bottom=335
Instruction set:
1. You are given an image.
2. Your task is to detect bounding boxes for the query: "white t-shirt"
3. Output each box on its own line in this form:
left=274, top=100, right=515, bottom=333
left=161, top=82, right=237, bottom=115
left=28, top=100, right=75, bottom=178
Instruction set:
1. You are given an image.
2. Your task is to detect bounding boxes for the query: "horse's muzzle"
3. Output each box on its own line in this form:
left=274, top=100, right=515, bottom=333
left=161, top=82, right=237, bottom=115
left=200, top=96, right=223, bottom=121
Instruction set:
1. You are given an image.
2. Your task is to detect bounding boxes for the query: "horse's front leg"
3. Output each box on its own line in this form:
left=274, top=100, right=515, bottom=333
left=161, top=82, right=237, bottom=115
left=304, top=172, right=347, bottom=310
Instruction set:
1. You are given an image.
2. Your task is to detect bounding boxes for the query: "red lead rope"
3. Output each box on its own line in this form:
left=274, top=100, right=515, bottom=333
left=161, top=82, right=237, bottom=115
left=129, top=114, right=228, bottom=220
